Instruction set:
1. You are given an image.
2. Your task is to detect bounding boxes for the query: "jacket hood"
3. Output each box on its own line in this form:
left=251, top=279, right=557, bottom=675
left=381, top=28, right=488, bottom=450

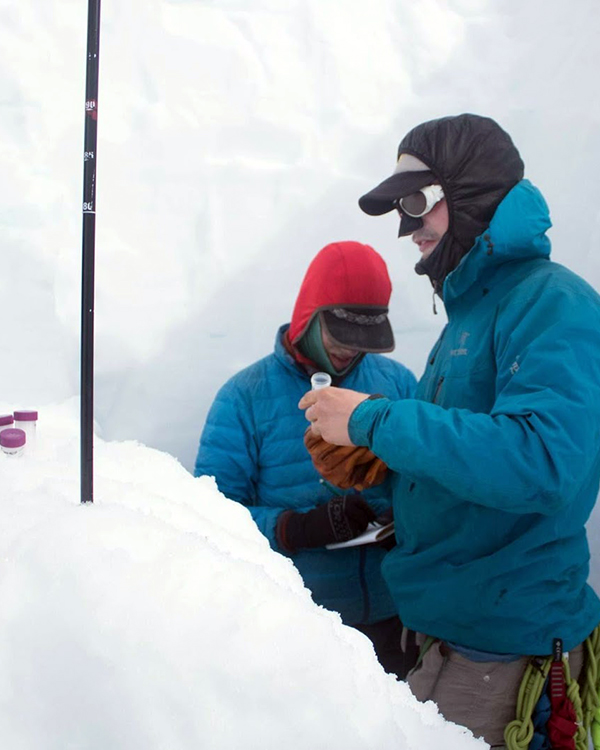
left=288, top=241, right=392, bottom=344
left=443, top=179, right=552, bottom=305
left=396, top=114, right=525, bottom=291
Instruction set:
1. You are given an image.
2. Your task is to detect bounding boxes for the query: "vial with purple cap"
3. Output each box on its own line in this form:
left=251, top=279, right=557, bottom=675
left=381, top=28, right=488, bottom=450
left=13, top=410, right=38, bottom=449
left=0, top=414, right=14, bottom=435
left=0, top=428, right=26, bottom=457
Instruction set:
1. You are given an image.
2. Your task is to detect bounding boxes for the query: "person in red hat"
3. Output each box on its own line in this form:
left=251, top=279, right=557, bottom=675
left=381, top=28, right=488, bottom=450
left=195, top=240, right=417, bottom=677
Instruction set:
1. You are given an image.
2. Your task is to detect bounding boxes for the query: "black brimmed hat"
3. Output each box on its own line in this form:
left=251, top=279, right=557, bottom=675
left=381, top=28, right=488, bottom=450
left=320, top=306, right=394, bottom=353
left=359, top=153, right=436, bottom=216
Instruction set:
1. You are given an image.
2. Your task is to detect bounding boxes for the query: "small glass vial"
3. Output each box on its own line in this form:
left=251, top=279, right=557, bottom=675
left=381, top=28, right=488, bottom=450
left=0, top=414, right=14, bottom=434
left=0, top=428, right=26, bottom=457
left=13, top=410, right=38, bottom=448
left=311, top=372, right=332, bottom=390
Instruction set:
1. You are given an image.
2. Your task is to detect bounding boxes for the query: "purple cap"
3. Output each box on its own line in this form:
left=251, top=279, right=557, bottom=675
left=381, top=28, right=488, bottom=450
left=0, top=428, right=26, bottom=448
left=0, top=414, right=14, bottom=427
left=14, top=410, right=38, bottom=421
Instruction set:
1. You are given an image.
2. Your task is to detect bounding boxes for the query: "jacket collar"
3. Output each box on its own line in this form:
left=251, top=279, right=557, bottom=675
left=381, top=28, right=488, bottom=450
left=273, top=324, right=361, bottom=386
left=443, top=180, right=552, bottom=307
left=274, top=324, right=305, bottom=373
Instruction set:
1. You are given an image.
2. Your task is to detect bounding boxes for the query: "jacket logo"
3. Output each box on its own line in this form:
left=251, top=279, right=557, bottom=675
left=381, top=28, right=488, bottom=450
left=450, top=331, right=470, bottom=357
left=510, top=357, right=520, bottom=375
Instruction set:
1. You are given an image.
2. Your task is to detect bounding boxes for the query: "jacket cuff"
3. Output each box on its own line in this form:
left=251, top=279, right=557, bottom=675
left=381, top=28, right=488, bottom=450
left=275, top=510, right=297, bottom=554
left=348, top=397, right=390, bottom=447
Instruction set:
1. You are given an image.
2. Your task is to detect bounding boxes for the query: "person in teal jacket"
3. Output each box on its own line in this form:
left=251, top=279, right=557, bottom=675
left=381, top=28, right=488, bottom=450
left=299, top=115, right=600, bottom=746
left=195, top=241, right=417, bottom=677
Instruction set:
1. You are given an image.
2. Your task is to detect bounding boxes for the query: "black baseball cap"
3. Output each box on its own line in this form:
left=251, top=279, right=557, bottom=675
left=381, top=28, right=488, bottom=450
left=359, top=153, right=436, bottom=216
left=320, top=307, right=394, bottom=353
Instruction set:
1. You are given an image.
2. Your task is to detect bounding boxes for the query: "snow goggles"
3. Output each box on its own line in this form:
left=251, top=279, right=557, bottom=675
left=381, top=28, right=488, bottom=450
left=394, top=184, right=445, bottom=218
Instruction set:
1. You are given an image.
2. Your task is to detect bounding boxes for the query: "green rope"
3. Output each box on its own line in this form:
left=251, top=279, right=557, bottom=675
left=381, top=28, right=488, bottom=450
left=562, top=652, right=586, bottom=750
left=504, top=658, right=551, bottom=750
left=592, top=706, right=600, bottom=750
left=504, top=625, right=600, bottom=750
left=582, top=626, right=600, bottom=750
left=413, top=635, right=436, bottom=669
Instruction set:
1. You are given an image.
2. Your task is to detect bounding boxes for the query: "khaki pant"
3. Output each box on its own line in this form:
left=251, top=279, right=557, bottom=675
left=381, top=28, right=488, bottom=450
left=407, top=639, right=584, bottom=748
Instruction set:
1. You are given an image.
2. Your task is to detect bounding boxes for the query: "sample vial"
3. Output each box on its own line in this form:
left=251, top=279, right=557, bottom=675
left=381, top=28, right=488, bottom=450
left=0, top=428, right=26, bottom=457
left=13, top=410, right=38, bottom=448
left=311, top=372, right=332, bottom=390
left=0, top=414, right=14, bottom=434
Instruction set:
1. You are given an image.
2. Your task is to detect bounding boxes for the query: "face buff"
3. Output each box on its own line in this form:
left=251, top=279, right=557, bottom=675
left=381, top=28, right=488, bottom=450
left=296, top=315, right=362, bottom=378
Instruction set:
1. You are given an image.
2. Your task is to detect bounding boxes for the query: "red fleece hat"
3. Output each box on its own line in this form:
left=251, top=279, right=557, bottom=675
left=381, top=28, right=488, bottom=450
left=289, top=241, right=393, bottom=349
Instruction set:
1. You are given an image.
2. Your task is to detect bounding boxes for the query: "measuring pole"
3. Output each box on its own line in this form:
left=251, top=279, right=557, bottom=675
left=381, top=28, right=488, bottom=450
left=80, top=0, right=101, bottom=503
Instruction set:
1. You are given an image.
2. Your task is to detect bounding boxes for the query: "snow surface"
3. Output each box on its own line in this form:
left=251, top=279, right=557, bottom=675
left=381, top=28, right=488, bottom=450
left=0, top=401, right=483, bottom=749
left=1, top=0, right=600, bottom=747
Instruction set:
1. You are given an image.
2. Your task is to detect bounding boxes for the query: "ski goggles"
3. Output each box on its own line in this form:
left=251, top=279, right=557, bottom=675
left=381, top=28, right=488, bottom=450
left=394, top=184, right=445, bottom=218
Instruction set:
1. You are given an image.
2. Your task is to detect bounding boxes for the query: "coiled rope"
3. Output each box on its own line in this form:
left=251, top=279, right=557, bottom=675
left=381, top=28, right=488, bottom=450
left=504, top=626, right=600, bottom=750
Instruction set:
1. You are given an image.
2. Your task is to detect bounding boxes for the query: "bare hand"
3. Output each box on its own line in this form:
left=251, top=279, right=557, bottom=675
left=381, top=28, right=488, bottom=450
left=298, top=387, right=369, bottom=446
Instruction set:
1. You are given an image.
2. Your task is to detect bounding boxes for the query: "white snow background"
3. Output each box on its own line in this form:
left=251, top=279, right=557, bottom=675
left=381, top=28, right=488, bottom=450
left=1, top=0, right=599, bottom=747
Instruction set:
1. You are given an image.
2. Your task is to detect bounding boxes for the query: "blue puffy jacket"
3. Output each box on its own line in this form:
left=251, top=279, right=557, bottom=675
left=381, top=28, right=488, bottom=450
left=195, top=325, right=417, bottom=624
left=350, top=180, right=600, bottom=653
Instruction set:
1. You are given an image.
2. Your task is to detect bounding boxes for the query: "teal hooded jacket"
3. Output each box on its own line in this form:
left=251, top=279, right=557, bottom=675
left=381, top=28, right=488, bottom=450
left=349, top=180, right=600, bottom=654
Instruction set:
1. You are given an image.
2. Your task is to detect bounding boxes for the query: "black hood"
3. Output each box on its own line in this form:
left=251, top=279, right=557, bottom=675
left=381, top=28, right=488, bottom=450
left=363, top=114, right=525, bottom=293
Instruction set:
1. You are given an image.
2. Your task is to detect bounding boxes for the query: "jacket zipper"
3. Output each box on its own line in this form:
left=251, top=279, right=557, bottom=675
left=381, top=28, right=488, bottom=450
left=358, top=546, right=370, bottom=623
left=429, top=326, right=447, bottom=366
left=432, top=376, right=445, bottom=404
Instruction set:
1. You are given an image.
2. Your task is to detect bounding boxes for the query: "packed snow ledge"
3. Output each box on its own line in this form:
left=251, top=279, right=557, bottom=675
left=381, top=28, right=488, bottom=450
left=0, top=400, right=485, bottom=750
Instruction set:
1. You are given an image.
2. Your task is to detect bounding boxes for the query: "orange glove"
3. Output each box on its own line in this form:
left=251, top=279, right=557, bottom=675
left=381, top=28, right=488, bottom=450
left=304, top=427, right=388, bottom=491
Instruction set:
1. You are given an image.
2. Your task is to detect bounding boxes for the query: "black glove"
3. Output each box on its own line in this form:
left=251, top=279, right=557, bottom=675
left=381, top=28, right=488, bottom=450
left=375, top=506, right=394, bottom=526
left=276, top=494, right=376, bottom=553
